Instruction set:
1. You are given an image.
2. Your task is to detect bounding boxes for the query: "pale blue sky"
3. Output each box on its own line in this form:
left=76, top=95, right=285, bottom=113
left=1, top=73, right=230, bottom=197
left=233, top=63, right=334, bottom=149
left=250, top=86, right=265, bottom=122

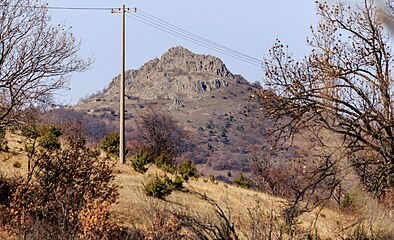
left=46, top=1, right=318, bottom=104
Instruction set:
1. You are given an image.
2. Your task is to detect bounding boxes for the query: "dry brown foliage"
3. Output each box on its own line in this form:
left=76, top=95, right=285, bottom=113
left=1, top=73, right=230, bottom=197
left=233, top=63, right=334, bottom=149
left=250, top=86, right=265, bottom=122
left=0, top=128, right=119, bottom=239
left=78, top=200, right=119, bottom=239
left=261, top=0, right=394, bottom=210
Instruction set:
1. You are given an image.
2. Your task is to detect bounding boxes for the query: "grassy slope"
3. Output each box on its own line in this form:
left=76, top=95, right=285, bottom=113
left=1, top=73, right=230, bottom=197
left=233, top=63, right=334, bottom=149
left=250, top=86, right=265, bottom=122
left=112, top=164, right=357, bottom=239
left=1, top=132, right=392, bottom=239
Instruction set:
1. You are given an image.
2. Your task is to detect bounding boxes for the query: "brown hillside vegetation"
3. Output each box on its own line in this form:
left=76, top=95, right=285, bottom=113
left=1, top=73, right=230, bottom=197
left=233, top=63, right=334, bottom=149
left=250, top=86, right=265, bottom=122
left=73, top=46, right=269, bottom=181
left=0, top=132, right=393, bottom=239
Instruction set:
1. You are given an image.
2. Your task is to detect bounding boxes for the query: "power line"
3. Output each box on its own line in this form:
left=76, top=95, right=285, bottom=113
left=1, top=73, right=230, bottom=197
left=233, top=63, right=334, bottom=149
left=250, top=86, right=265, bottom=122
left=0, top=4, right=113, bottom=11
left=47, top=6, right=113, bottom=11
left=138, top=9, right=262, bottom=64
left=1, top=3, right=263, bottom=67
left=127, top=12, right=262, bottom=67
left=127, top=14, right=260, bottom=66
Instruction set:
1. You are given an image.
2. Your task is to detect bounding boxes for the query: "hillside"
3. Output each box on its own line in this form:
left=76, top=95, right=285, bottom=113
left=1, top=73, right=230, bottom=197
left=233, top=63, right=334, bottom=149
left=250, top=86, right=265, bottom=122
left=2, top=43, right=394, bottom=236
left=73, top=46, right=272, bottom=179
left=1, top=134, right=391, bottom=239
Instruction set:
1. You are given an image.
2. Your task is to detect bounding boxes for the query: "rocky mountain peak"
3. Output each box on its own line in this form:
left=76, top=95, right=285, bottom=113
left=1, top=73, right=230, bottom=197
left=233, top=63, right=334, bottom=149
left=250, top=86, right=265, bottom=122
left=155, top=46, right=233, bottom=78
left=162, top=46, right=194, bottom=59
left=94, top=46, right=249, bottom=101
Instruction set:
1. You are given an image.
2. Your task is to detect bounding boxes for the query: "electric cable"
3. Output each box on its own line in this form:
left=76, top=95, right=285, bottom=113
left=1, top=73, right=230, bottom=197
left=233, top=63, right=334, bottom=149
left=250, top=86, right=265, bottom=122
left=127, top=13, right=262, bottom=67
left=0, top=3, right=263, bottom=67
left=0, top=4, right=112, bottom=11
left=138, top=9, right=262, bottom=64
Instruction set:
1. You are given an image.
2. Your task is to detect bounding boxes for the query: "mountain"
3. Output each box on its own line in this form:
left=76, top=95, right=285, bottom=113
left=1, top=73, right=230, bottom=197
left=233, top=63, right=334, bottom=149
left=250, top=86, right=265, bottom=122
left=74, top=46, right=273, bottom=180
left=98, top=46, right=249, bottom=100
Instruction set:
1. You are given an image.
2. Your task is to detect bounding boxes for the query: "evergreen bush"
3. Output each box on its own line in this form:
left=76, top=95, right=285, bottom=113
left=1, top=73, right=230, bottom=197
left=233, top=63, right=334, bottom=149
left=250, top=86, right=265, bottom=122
left=234, top=174, right=253, bottom=189
left=131, top=151, right=152, bottom=173
left=144, top=175, right=184, bottom=199
left=38, top=125, right=62, bottom=150
left=101, top=132, right=119, bottom=157
left=154, top=153, right=175, bottom=173
left=178, top=159, right=199, bottom=181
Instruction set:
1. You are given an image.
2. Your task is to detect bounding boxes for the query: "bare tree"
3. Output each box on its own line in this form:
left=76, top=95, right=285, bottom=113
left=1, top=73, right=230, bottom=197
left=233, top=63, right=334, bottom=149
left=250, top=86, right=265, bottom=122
left=262, top=0, right=394, bottom=197
left=134, top=109, right=187, bottom=160
left=0, top=0, right=91, bottom=128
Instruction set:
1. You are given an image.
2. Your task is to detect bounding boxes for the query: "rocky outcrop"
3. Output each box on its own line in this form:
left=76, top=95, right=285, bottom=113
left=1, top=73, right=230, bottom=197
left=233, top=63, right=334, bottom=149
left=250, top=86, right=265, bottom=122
left=98, top=46, right=249, bottom=100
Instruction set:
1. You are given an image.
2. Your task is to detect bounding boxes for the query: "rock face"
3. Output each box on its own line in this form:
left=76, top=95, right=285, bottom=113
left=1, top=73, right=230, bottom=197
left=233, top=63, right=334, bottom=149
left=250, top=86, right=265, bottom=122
left=100, top=46, right=249, bottom=100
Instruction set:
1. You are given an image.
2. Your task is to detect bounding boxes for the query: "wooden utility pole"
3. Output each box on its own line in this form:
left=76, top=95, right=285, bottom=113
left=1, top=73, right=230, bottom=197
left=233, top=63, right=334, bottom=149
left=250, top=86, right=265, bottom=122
left=111, top=4, right=136, bottom=164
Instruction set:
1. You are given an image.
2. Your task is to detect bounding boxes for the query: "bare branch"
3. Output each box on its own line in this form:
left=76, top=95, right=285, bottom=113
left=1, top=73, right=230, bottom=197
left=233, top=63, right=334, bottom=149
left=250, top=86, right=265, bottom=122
left=0, top=0, right=92, bottom=127
left=262, top=0, right=394, bottom=197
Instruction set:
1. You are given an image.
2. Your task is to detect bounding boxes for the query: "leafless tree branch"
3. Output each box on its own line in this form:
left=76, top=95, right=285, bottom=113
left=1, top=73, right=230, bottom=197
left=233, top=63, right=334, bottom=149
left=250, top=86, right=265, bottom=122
left=0, top=0, right=92, bottom=128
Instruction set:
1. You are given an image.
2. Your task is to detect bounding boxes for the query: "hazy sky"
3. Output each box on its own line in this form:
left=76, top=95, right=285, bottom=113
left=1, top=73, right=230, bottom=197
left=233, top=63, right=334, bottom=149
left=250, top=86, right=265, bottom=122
left=46, top=0, right=318, bottom=104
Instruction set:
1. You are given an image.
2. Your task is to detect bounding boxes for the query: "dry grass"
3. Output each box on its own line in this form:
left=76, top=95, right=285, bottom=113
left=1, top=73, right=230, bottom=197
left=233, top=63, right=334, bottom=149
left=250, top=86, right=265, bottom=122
left=111, top=163, right=372, bottom=239
left=1, top=132, right=393, bottom=239
left=0, top=132, right=28, bottom=177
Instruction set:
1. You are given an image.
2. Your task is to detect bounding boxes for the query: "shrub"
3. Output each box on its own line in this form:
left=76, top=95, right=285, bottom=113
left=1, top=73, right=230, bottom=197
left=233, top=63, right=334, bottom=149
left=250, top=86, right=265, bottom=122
left=349, top=222, right=394, bottom=240
left=234, top=174, right=253, bottom=189
left=61, top=120, right=87, bottom=149
left=38, top=125, right=62, bottom=150
left=144, top=175, right=184, bottom=199
left=252, top=80, right=262, bottom=89
left=142, top=201, right=184, bottom=240
left=20, top=123, right=40, bottom=140
left=42, top=108, right=117, bottom=142
left=172, top=175, right=185, bottom=191
left=21, top=124, right=62, bottom=152
left=175, top=195, right=239, bottom=240
left=1, top=131, right=119, bottom=239
left=131, top=151, right=152, bottom=173
left=101, top=132, right=120, bottom=157
left=78, top=200, right=120, bottom=239
left=178, top=159, right=199, bottom=181
left=154, top=153, right=175, bottom=173
left=251, top=154, right=302, bottom=198
left=135, top=110, right=187, bottom=159
left=144, top=175, right=174, bottom=199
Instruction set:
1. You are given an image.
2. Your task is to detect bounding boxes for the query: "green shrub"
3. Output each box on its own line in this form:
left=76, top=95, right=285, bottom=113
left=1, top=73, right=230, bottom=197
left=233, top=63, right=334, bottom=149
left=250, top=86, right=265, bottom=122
left=20, top=124, right=40, bottom=140
left=144, top=175, right=173, bottom=199
left=144, top=175, right=184, bottom=199
left=101, top=132, right=119, bottom=157
left=131, top=151, right=152, bottom=173
left=234, top=174, right=253, bottom=189
left=154, top=153, right=175, bottom=173
left=38, top=125, right=62, bottom=150
left=172, top=175, right=185, bottom=191
left=178, top=159, right=199, bottom=181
